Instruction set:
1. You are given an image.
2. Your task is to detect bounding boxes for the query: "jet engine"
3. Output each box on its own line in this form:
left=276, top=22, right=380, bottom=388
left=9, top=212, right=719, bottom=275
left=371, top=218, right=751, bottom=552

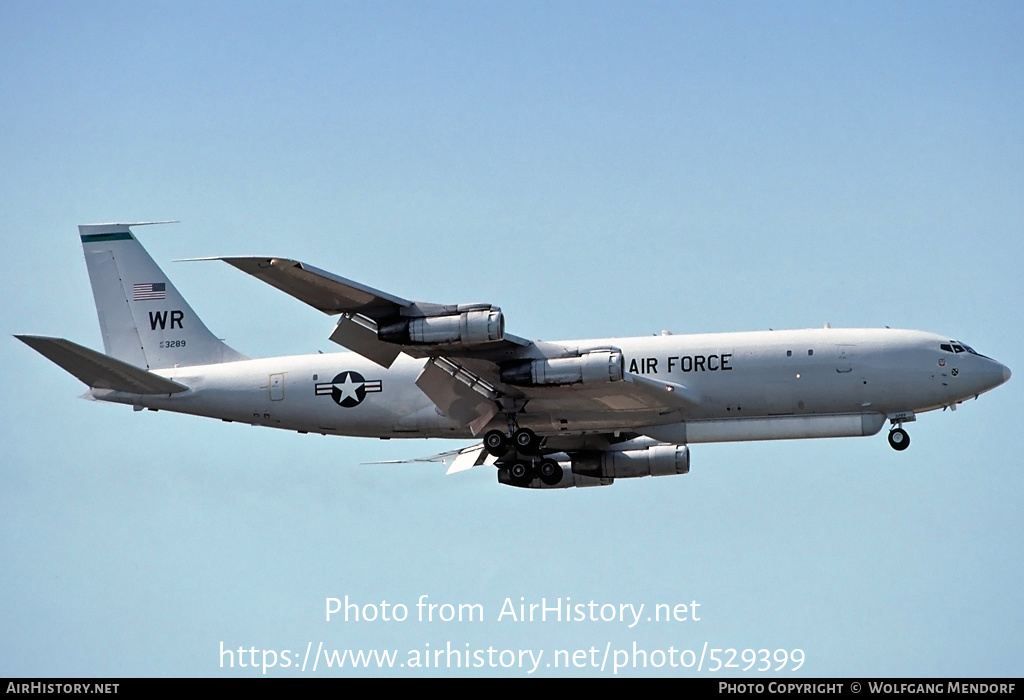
left=377, top=308, right=504, bottom=345
left=500, top=350, right=624, bottom=387
left=572, top=444, right=690, bottom=479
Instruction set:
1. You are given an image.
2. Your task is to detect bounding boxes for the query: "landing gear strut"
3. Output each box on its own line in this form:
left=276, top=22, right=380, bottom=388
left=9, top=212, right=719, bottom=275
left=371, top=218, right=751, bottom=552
left=888, top=427, right=910, bottom=451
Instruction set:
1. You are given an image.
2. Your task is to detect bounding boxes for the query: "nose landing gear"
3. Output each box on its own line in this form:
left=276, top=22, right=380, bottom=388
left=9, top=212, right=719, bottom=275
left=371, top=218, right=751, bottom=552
left=888, top=426, right=910, bottom=451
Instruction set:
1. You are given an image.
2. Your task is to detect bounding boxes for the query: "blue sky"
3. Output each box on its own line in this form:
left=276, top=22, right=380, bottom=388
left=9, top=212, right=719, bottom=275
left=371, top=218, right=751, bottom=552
left=2, top=0, right=1022, bottom=677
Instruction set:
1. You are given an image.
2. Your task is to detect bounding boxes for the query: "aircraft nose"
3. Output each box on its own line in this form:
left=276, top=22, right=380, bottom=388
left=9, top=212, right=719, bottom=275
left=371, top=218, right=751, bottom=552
left=988, top=360, right=1011, bottom=390
left=975, top=358, right=1011, bottom=394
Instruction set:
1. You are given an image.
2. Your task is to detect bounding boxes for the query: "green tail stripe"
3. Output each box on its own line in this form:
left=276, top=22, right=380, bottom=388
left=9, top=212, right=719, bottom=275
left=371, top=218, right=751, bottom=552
left=81, top=232, right=134, bottom=243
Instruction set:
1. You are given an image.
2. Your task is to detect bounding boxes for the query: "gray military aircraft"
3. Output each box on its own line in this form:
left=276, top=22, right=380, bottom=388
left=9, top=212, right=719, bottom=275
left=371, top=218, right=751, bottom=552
left=17, top=223, right=1011, bottom=489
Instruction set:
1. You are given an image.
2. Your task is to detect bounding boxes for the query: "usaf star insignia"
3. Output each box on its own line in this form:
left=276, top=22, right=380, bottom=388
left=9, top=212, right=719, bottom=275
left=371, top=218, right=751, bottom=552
left=315, top=371, right=383, bottom=407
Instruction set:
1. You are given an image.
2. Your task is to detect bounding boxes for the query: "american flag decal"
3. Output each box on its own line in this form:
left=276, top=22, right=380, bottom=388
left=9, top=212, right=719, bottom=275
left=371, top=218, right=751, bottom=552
left=133, top=282, right=166, bottom=301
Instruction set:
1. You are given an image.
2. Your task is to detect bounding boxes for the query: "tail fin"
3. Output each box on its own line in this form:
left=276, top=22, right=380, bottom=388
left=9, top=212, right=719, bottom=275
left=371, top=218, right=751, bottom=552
left=80, top=222, right=247, bottom=369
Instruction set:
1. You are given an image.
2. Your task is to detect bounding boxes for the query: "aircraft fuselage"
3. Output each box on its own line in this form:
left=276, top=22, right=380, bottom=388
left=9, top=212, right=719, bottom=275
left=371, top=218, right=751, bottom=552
left=94, top=327, right=1008, bottom=444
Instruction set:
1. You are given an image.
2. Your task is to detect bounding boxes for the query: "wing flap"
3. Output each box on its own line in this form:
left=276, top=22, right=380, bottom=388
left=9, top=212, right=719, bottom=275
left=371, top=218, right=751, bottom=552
left=445, top=444, right=494, bottom=474
left=415, top=357, right=499, bottom=435
left=328, top=313, right=403, bottom=368
left=16, top=335, right=189, bottom=395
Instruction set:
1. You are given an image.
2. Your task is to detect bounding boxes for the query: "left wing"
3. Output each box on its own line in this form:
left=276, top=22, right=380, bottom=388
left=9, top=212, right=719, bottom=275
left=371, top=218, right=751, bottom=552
left=212, top=256, right=701, bottom=434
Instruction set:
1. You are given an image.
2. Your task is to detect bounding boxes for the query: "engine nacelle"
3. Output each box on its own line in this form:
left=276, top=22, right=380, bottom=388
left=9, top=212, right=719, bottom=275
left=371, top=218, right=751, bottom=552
left=500, top=350, right=624, bottom=387
left=377, top=309, right=504, bottom=345
left=571, top=444, right=690, bottom=479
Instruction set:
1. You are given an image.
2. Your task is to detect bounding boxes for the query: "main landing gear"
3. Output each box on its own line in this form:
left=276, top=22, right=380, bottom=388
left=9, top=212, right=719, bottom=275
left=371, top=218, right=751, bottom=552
left=484, top=426, right=564, bottom=486
left=887, top=426, right=910, bottom=451
left=506, top=457, right=564, bottom=487
left=484, top=426, right=540, bottom=456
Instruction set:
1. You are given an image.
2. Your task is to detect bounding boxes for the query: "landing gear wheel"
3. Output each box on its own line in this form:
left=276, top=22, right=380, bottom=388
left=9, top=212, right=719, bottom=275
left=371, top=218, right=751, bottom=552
left=508, top=461, right=532, bottom=485
left=538, top=459, right=563, bottom=486
left=888, top=427, right=910, bottom=451
left=483, top=429, right=509, bottom=456
left=513, top=428, right=540, bottom=455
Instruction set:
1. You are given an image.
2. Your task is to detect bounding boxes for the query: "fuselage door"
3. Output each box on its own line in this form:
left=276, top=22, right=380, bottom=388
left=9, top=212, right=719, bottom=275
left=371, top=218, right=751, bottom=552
left=270, top=373, right=284, bottom=401
left=835, top=345, right=855, bottom=374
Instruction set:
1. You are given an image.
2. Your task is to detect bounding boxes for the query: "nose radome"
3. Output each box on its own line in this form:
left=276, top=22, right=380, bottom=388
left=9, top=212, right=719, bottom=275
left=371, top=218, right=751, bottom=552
left=1004, top=364, right=1012, bottom=384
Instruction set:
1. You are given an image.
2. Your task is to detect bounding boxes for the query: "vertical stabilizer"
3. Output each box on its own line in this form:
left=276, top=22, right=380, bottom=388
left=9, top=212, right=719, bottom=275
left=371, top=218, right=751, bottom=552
left=80, top=222, right=247, bottom=369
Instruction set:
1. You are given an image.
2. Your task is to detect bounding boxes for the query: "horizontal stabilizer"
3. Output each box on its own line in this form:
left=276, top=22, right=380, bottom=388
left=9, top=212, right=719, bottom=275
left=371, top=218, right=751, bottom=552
left=15, top=335, right=189, bottom=395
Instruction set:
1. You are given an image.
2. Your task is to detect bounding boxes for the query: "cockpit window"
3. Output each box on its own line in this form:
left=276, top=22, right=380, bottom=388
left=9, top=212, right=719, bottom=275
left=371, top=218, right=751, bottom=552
left=942, top=341, right=983, bottom=356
